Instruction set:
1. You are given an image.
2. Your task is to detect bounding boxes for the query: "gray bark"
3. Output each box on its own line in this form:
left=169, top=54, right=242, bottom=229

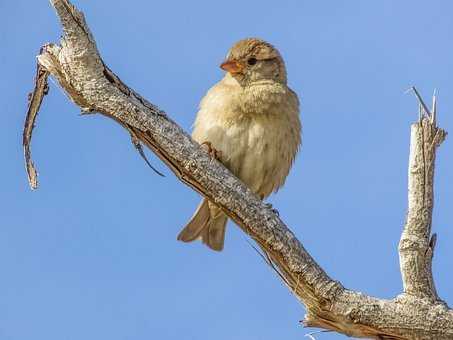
left=23, top=1, right=452, bottom=338
left=399, top=96, right=446, bottom=301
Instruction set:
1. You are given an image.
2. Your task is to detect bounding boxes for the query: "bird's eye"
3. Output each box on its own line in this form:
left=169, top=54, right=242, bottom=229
left=247, top=57, right=257, bottom=66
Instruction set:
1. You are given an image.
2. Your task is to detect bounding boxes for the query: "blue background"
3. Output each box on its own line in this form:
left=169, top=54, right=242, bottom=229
left=2, top=1, right=453, bottom=339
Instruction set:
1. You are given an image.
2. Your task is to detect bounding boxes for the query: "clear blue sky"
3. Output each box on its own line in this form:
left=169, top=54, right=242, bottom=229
left=2, top=1, right=453, bottom=339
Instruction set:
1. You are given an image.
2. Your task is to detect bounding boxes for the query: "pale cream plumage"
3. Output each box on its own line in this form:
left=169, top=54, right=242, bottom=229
left=177, top=38, right=301, bottom=251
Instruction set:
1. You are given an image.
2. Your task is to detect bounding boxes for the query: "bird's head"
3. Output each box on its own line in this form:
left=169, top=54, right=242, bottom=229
left=220, top=38, right=287, bottom=86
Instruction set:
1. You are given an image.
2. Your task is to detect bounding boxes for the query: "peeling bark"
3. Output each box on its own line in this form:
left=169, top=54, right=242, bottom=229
left=22, top=1, right=452, bottom=339
left=23, top=59, right=49, bottom=189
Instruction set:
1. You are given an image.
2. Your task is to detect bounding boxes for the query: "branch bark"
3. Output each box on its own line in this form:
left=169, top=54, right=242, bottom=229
left=23, top=1, right=452, bottom=338
left=23, top=59, right=49, bottom=190
left=399, top=95, right=446, bottom=301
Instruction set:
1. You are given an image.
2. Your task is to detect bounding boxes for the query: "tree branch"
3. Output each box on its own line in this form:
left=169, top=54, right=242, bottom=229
left=23, top=1, right=453, bottom=338
left=23, top=58, right=49, bottom=190
left=399, top=90, right=447, bottom=301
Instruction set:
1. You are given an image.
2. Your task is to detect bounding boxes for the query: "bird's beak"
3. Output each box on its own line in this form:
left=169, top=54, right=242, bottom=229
left=220, top=59, right=244, bottom=74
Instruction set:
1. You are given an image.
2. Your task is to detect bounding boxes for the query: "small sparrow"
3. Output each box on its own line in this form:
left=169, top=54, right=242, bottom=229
left=177, top=38, right=301, bottom=251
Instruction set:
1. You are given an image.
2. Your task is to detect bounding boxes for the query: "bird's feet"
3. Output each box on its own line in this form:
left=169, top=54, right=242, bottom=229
left=265, top=203, right=280, bottom=217
left=200, top=141, right=222, bottom=161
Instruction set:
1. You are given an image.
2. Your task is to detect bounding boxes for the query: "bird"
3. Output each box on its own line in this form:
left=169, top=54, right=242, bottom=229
left=177, top=38, right=301, bottom=251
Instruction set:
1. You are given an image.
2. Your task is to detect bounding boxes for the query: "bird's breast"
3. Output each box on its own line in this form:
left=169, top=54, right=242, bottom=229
left=192, top=80, right=301, bottom=197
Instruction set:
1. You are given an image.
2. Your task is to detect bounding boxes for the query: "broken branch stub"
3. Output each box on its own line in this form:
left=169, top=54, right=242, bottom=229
left=399, top=90, right=447, bottom=301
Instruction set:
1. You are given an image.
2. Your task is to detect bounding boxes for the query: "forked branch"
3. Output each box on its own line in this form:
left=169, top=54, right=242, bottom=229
left=22, top=1, right=452, bottom=338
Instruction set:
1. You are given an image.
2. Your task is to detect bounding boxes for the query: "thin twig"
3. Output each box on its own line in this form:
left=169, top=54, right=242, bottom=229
left=304, top=330, right=331, bottom=340
left=245, top=238, right=292, bottom=288
left=127, top=126, right=165, bottom=177
left=431, top=89, right=437, bottom=126
left=409, top=86, right=432, bottom=117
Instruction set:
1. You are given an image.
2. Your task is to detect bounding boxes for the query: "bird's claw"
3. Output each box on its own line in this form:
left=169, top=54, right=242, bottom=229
left=265, top=203, right=280, bottom=217
left=200, top=141, right=222, bottom=160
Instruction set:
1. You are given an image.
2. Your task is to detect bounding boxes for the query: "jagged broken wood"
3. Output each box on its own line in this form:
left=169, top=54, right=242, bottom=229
left=22, top=1, right=452, bottom=339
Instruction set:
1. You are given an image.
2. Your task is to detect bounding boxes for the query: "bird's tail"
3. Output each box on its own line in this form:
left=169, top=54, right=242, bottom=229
left=177, top=199, right=228, bottom=251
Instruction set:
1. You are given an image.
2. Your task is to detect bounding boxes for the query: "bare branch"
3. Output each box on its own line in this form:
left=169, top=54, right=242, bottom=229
left=23, top=58, right=49, bottom=189
left=409, top=87, right=432, bottom=119
left=125, top=123, right=165, bottom=177
left=23, top=1, right=453, bottom=338
left=399, top=90, right=447, bottom=300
